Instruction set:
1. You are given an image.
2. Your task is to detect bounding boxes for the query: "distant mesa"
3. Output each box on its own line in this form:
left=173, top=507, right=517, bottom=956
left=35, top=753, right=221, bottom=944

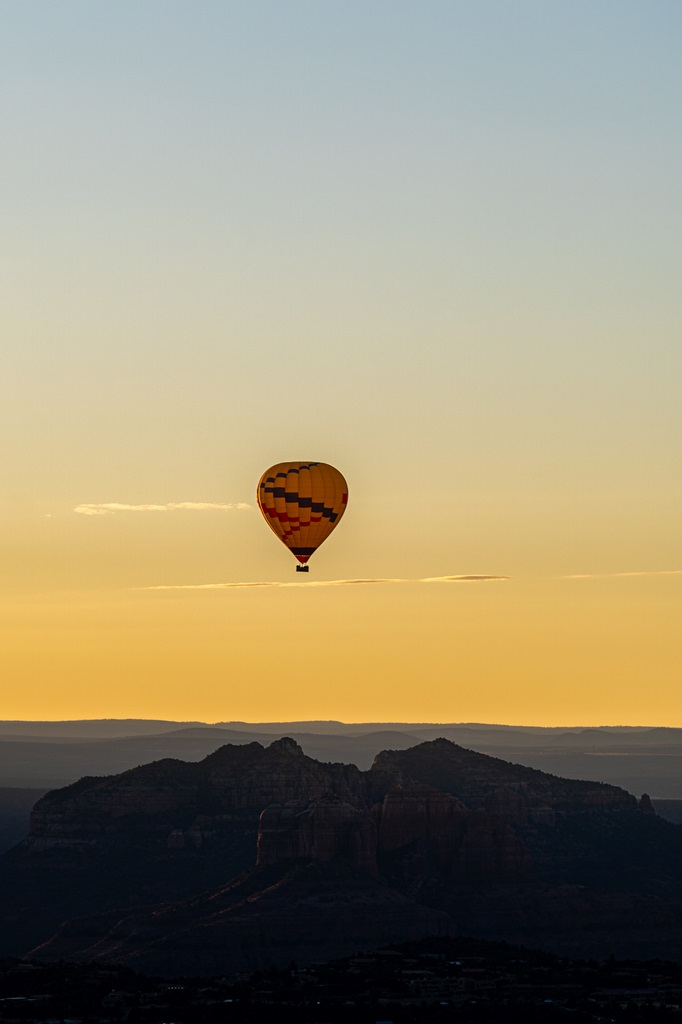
left=1, top=737, right=682, bottom=975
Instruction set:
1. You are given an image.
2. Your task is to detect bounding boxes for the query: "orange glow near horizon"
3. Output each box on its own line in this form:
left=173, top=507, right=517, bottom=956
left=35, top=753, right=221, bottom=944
left=2, top=4, right=680, bottom=728
left=1, top=571, right=680, bottom=727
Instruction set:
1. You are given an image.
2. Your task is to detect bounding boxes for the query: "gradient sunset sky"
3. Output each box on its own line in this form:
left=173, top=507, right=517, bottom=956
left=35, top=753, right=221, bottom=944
left=2, top=1, right=680, bottom=725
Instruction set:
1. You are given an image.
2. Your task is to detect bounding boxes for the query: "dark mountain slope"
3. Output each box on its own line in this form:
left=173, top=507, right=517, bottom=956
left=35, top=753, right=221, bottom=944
left=1, top=737, right=682, bottom=972
left=33, top=860, right=452, bottom=977
left=372, top=738, right=637, bottom=812
left=372, top=739, right=682, bottom=895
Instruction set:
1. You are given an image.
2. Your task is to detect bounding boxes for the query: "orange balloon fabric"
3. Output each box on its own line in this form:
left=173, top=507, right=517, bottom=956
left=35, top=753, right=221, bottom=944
left=257, top=462, right=348, bottom=566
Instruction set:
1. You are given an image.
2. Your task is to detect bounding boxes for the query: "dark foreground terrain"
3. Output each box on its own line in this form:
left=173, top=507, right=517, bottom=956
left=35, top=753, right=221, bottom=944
left=3, top=938, right=682, bottom=1023
left=2, top=736, right=682, bottom=977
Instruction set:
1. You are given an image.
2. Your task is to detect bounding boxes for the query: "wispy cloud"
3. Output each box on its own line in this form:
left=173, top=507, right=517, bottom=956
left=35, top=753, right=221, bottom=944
left=422, top=575, right=509, bottom=583
left=560, top=570, right=682, bottom=580
left=136, top=569, right=682, bottom=590
left=74, top=502, right=251, bottom=516
left=139, top=575, right=510, bottom=591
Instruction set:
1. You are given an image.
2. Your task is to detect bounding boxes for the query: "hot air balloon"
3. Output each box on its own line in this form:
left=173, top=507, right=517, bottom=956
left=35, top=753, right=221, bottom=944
left=257, top=462, right=348, bottom=572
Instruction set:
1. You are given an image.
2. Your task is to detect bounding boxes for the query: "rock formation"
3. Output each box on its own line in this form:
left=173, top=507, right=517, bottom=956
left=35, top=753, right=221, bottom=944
left=1, top=736, right=681, bottom=974
left=26, top=738, right=370, bottom=852
left=257, top=796, right=378, bottom=877
left=371, top=738, right=637, bottom=816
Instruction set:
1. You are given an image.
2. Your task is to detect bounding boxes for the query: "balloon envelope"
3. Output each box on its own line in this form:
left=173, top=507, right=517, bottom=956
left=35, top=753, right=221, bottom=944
left=257, top=462, right=348, bottom=566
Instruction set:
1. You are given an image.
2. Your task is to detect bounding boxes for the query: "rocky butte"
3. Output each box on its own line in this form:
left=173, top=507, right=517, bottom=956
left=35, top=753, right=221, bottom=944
left=1, top=737, right=681, bottom=976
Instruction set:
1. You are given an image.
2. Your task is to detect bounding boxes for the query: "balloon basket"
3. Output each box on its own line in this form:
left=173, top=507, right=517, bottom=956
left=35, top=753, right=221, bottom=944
left=296, top=565, right=310, bottom=573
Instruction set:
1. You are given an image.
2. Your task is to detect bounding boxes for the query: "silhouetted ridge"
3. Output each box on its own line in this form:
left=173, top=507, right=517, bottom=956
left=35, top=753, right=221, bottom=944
left=372, top=738, right=637, bottom=815
left=1, top=736, right=681, bottom=974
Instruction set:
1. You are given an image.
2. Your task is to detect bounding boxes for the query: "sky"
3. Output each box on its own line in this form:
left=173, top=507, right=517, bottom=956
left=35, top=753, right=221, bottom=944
left=1, top=0, right=680, bottom=725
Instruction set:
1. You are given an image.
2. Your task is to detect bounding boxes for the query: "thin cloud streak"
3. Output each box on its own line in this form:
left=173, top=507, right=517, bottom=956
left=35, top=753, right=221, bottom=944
left=560, top=570, right=682, bottom=580
left=422, top=575, right=509, bottom=583
left=138, top=570, right=682, bottom=590
left=74, top=502, right=251, bottom=516
left=139, top=575, right=510, bottom=591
